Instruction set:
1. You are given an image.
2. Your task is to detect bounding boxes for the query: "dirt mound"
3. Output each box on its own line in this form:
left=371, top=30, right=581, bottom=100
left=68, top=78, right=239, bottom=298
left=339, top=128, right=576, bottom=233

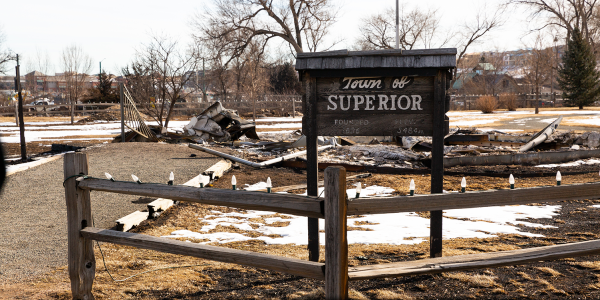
left=75, top=112, right=121, bottom=123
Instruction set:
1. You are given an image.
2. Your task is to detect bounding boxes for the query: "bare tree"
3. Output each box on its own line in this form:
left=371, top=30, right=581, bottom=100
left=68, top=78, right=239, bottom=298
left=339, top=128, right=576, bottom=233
left=454, top=5, right=505, bottom=82
left=520, top=34, right=554, bottom=113
left=461, top=50, right=511, bottom=95
left=193, top=0, right=339, bottom=62
left=0, top=26, right=13, bottom=75
left=125, top=36, right=199, bottom=129
left=25, top=49, right=53, bottom=95
left=353, top=2, right=503, bottom=83
left=355, top=4, right=449, bottom=50
left=62, top=45, right=92, bottom=124
left=507, top=0, right=599, bottom=46
left=241, top=39, right=270, bottom=120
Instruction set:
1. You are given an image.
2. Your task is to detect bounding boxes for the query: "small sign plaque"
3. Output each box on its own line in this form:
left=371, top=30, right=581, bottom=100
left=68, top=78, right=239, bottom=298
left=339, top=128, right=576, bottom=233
left=315, top=76, right=434, bottom=136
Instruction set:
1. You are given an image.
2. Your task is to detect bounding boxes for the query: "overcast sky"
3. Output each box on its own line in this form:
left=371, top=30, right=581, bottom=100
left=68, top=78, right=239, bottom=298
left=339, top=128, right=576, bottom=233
left=1, top=0, right=545, bottom=76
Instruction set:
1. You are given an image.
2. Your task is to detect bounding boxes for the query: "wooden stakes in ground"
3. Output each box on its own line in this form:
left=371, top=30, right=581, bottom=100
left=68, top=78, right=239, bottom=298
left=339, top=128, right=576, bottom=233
left=64, top=153, right=95, bottom=299
left=325, top=166, right=348, bottom=300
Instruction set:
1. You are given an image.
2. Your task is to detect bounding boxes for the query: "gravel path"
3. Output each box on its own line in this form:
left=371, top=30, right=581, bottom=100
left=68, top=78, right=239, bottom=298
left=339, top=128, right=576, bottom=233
left=0, top=142, right=221, bottom=282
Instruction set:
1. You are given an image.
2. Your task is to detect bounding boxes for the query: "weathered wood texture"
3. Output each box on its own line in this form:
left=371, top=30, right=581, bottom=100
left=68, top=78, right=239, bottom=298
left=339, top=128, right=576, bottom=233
left=64, top=153, right=95, bottom=300
left=301, top=68, right=442, bottom=78
left=77, top=179, right=323, bottom=218
left=296, top=49, right=457, bottom=70
left=202, top=159, right=231, bottom=180
left=81, top=227, right=325, bottom=280
left=148, top=198, right=174, bottom=218
left=324, top=167, right=348, bottom=300
left=303, top=72, right=321, bottom=262
left=314, top=76, right=434, bottom=136
left=297, top=55, right=456, bottom=69
left=348, top=182, right=600, bottom=215
left=430, top=70, right=446, bottom=258
left=316, top=114, right=432, bottom=136
left=148, top=172, right=211, bottom=218
left=297, top=48, right=456, bottom=59
left=115, top=211, right=149, bottom=232
left=349, top=239, right=600, bottom=280
left=443, top=149, right=600, bottom=168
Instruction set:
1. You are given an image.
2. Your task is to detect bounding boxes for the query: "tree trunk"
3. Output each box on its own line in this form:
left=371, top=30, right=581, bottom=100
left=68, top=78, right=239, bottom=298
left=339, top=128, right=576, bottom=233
left=71, top=98, right=75, bottom=124
left=534, top=84, right=539, bottom=114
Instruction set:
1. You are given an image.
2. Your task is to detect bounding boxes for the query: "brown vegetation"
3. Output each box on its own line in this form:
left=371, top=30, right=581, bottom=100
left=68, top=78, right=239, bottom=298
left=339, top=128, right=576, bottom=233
left=499, top=94, right=518, bottom=111
left=476, top=95, right=498, bottom=113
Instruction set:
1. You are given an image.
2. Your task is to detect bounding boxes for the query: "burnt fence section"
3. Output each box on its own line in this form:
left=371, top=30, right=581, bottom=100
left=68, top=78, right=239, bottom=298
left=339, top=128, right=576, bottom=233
left=0, top=95, right=303, bottom=117
left=450, top=93, right=575, bottom=110
left=65, top=152, right=600, bottom=299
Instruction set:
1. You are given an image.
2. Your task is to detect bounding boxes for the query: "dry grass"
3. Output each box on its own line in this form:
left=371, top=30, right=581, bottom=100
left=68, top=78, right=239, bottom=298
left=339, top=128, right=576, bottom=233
left=534, top=278, right=568, bottom=295
left=562, top=116, right=600, bottom=128
left=369, top=289, right=414, bottom=299
left=569, top=261, right=600, bottom=270
left=475, top=96, right=498, bottom=113
left=288, top=288, right=324, bottom=299
left=443, top=272, right=499, bottom=288
left=0, top=116, right=84, bottom=123
left=534, top=267, right=562, bottom=277
left=499, top=94, right=518, bottom=111
left=6, top=154, right=600, bottom=298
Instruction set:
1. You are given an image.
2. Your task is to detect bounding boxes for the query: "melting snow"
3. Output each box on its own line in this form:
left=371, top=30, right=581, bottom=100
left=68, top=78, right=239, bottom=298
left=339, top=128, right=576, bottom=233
left=164, top=185, right=561, bottom=245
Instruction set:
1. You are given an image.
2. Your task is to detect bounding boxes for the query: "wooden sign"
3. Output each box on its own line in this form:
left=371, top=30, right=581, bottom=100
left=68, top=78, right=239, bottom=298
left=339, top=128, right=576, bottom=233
left=296, top=48, right=456, bottom=262
left=315, top=76, right=433, bottom=136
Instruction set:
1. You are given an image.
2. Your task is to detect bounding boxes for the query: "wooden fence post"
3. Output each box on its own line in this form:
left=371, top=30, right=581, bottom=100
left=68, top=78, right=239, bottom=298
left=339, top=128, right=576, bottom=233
left=325, top=166, right=348, bottom=299
left=64, top=153, right=96, bottom=300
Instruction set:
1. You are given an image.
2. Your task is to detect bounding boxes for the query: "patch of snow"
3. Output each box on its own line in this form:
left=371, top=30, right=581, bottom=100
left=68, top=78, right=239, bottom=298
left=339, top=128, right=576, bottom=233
left=535, top=159, right=600, bottom=168
left=255, top=117, right=303, bottom=123
left=256, top=123, right=302, bottom=129
left=164, top=184, right=562, bottom=245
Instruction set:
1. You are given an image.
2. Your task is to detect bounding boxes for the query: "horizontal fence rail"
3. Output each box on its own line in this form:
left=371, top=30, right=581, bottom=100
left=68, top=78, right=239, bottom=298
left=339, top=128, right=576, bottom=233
left=348, top=239, right=600, bottom=280
left=77, top=179, right=324, bottom=218
left=347, top=182, right=600, bottom=215
left=82, top=227, right=325, bottom=280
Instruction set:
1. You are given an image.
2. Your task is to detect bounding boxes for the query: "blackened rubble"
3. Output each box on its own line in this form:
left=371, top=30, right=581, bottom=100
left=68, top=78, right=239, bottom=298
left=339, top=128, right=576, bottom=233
left=183, top=102, right=259, bottom=143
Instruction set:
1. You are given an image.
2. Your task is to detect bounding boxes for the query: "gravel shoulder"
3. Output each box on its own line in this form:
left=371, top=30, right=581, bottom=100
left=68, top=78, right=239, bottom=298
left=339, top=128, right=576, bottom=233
left=0, top=142, right=221, bottom=282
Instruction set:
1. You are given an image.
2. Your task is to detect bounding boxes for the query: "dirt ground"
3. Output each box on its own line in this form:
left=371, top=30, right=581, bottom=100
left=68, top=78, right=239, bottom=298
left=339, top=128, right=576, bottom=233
left=4, top=111, right=600, bottom=299
left=3, top=161, right=600, bottom=299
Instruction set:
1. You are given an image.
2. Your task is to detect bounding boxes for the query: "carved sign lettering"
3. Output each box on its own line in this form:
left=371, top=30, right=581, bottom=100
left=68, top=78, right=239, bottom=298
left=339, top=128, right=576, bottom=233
left=314, top=76, right=434, bottom=136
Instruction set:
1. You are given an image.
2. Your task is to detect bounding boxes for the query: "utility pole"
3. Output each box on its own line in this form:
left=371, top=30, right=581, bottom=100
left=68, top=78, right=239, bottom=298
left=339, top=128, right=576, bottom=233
left=552, top=36, right=558, bottom=106
left=15, top=54, right=27, bottom=161
left=202, top=58, right=207, bottom=102
left=396, top=0, right=400, bottom=49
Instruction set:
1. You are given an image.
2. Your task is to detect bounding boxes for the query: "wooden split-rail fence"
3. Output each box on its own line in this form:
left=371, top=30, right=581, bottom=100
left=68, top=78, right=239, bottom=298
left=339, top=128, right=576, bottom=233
left=65, top=152, right=600, bottom=299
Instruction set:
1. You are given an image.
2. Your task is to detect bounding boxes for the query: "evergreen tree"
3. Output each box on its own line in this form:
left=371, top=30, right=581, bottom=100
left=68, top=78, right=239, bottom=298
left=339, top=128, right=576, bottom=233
left=558, top=27, right=600, bottom=109
left=269, top=62, right=300, bottom=94
left=85, top=72, right=119, bottom=103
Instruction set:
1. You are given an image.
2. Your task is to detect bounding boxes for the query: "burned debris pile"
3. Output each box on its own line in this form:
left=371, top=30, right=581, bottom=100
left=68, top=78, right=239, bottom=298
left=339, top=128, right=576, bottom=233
left=188, top=114, right=600, bottom=175
left=106, top=103, right=600, bottom=174
left=183, top=102, right=259, bottom=143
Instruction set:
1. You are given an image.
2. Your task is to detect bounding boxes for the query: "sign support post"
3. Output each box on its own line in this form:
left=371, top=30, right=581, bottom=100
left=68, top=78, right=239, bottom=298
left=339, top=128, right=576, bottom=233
left=304, top=73, right=320, bottom=262
left=430, top=70, right=446, bottom=258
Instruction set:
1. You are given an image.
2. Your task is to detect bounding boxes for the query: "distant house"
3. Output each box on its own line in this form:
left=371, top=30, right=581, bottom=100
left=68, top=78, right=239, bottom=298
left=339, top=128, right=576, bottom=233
left=473, top=63, right=496, bottom=74
left=454, top=73, right=521, bottom=95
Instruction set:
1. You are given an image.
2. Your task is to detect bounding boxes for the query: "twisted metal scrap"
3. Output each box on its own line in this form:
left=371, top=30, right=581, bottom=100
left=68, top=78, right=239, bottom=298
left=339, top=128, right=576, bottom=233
left=122, top=86, right=160, bottom=142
